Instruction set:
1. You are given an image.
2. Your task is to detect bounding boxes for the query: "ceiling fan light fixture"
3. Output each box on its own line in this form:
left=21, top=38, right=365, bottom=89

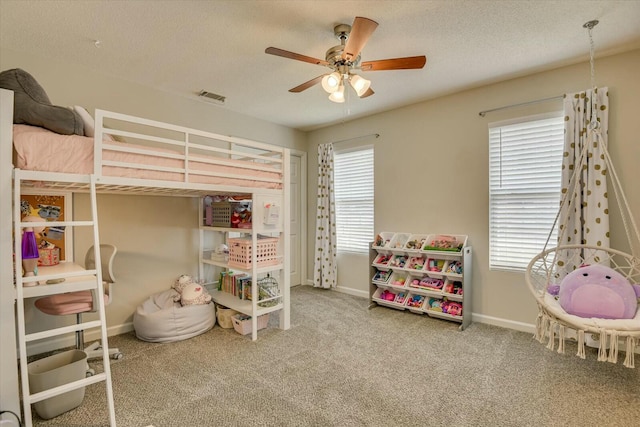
left=328, top=84, right=345, bottom=103
left=350, top=74, right=371, bottom=97
left=321, top=72, right=341, bottom=93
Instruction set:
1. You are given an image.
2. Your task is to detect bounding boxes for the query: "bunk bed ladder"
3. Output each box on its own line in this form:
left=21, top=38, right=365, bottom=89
left=14, top=173, right=117, bottom=426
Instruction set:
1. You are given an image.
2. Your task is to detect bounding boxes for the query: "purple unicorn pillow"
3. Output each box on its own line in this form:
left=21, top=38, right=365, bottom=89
left=548, top=264, right=640, bottom=319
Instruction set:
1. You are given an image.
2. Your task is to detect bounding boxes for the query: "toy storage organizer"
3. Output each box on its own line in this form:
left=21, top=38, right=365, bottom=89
left=369, top=232, right=472, bottom=331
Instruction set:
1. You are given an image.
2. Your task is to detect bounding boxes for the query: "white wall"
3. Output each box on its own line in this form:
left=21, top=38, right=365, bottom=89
left=307, top=49, right=640, bottom=329
left=0, top=48, right=307, bottom=350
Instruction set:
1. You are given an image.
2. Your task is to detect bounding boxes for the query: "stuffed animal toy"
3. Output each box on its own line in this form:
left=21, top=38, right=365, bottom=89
left=173, top=274, right=194, bottom=294
left=548, top=264, right=640, bottom=319
left=180, top=283, right=212, bottom=306
left=172, top=274, right=212, bottom=306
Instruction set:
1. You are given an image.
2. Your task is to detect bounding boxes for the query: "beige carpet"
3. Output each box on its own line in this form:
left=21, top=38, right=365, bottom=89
left=32, top=285, right=640, bottom=427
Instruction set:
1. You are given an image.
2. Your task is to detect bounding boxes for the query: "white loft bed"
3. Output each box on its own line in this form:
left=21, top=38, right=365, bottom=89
left=0, top=88, right=291, bottom=424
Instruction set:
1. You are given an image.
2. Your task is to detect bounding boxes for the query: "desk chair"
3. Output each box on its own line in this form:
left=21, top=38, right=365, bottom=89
left=35, top=244, right=123, bottom=362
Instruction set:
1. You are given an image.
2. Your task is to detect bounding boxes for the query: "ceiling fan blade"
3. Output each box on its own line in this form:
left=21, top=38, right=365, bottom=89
left=360, top=56, right=427, bottom=71
left=289, top=75, right=326, bottom=93
left=342, top=17, right=379, bottom=62
left=359, top=87, right=374, bottom=98
left=266, top=47, right=329, bottom=66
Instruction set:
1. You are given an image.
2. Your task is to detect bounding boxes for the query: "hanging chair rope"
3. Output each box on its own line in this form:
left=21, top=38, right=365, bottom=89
left=525, top=20, right=640, bottom=368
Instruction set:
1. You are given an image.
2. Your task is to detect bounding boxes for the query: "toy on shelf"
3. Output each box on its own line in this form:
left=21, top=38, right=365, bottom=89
left=395, top=292, right=408, bottom=304
left=379, top=289, right=397, bottom=302
left=446, top=260, right=463, bottom=275
left=373, top=270, right=391, bottom=283
left=390, top=274, right=407, bottom=287
left=406, top=294, right=425, bottom=308
left=373, top=254, right=392, bottom=266
left=423, top=235, right=464, bottom=252
left=374, top=234, right=392, bottom=248
left=405, top=238, right=427, bottom=251
left=443, top=280, right=463, bottom=295
left=406, top=256, right=425, bottom=270
left=442, top=300, right=463, bottom=316
left=427, top=258, right=445, bottom=273
left=420, top=277, right=444, bottom=290
left=389, top=255, right=407, bottom=268
left=427, top=298, right=444, bottom=312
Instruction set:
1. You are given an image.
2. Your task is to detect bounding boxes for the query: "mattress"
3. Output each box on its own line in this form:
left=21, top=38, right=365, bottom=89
left=13, top=124, right=282, bottom=189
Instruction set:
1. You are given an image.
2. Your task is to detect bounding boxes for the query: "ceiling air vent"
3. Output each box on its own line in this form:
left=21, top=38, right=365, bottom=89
left=198, top=90, right=226, bottom=105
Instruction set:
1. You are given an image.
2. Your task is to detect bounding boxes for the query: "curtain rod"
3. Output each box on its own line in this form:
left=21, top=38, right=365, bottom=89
left=478, top=95, right=563, bottom=117
left=332, top=133, right=380, bottom=144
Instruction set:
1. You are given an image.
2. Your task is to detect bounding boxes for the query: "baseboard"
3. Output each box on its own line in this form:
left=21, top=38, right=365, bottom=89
left=334, top=286, right=369, bottom=299
left=471, top=313, right=536, bottom=334
left=25, top=322, right=134, bottom=357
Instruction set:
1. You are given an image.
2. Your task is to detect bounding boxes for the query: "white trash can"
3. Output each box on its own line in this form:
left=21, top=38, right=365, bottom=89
left=27, top=349, right=87, bottom=419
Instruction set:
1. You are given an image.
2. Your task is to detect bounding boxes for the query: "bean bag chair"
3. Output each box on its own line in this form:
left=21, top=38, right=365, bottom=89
left=133, top=289, right=215, bottom=343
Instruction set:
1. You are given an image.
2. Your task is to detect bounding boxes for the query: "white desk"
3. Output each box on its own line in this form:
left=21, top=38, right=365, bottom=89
left=22, top=262, right=98, bottom=299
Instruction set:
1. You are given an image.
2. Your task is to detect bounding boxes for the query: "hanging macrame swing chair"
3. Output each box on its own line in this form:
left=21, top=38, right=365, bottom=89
left=525, top=20, right=640, bottom=369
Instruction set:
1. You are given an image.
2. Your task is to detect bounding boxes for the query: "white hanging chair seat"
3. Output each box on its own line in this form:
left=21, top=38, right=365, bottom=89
left=527, top=244, right=640, bottom=368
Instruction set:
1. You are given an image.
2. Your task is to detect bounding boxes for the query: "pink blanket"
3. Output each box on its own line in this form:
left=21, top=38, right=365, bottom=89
left=13, top=125, right=282, bottom=189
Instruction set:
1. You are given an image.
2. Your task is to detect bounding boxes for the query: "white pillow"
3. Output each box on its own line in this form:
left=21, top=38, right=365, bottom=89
left=73, top=105, right=115, bottom=141
left=73, top=105, right=95, bottom=137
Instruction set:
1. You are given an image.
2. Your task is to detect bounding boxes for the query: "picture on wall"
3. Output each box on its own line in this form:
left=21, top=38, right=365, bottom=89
left=20, top=193, right=70, bottom=262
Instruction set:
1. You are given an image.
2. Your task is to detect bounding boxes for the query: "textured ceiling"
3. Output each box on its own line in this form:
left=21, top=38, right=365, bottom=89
left=1, top=1, right=639, bottom=131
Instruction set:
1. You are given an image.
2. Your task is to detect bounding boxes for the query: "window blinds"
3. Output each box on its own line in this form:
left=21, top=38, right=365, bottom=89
left=334, top=147, right=374, bottom=253
left=489, top=115, right=564, bottom=271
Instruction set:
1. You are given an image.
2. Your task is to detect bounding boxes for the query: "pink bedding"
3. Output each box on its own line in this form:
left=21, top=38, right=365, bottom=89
left=13, top=125, right=282, bottom=189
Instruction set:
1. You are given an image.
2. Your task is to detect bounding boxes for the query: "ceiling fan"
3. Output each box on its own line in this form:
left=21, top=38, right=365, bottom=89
left=265, top=17, right=427, bottom=103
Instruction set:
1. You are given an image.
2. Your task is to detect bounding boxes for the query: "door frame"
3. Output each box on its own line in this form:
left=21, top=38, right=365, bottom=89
left=290, top=148, right=307, bottom=287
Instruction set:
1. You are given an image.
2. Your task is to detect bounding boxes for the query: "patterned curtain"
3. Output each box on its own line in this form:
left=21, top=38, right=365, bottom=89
left=313, top=143, right=337, bottom=289
left=557, top=87, right=609, bottom=272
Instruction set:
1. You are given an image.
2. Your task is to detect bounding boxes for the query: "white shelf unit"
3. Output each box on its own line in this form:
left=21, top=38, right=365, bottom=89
left=369, top=233, right=472, bottom=331
left=198, top=193, right=290, bottom=340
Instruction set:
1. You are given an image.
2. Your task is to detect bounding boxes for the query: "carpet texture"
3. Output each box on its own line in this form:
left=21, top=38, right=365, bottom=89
left=31, top=286, right=639, bottom=426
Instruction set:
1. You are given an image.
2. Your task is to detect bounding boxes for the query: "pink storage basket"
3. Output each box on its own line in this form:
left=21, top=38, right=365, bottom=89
left=227, top=236, right=279, bottom=269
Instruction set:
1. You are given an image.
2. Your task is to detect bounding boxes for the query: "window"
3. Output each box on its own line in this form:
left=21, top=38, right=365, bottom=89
left=489, top=114, right=564, bottom=272
left=334, top=146, right=374, bottom=253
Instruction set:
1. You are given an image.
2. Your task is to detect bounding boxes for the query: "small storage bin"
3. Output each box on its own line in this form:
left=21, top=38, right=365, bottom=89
left=216, top=306, right=239, bottom=329
left=231, top=313, right=270, bottom=335
left=405, top=256, right=426, bottom=272
left=372, top=253, right=392, bottom=269
left=28, top=350, right=87, bottom=420
left=388, top=271, right=409, bottom=289
left=372, top=269, right=392, bottom=285
left=228, top=235, right=279, bottom=269
left=388, top=232, right=411, bottom=250
left=38, top=247, right=60, bottom=266
left=422, top=234, right=468, bottom=252
left=372, top=232, right=395, bottom=252
left=204, top=200, right=252, bottom=228
left=404, top=234, right=429, bottom=254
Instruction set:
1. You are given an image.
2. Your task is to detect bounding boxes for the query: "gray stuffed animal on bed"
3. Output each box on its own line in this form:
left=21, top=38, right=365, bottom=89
left=0, top=68, right=84, bottom=135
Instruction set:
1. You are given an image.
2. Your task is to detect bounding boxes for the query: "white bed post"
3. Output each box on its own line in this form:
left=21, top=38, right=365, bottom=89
left=0, top=89, right=21, bottom=420
left=282, top=148, right=291, bottom=330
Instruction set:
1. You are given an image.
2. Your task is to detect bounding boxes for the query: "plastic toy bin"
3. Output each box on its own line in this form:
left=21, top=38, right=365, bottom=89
left=204, top=200, right=252, bottom=227
left=227, top=235, right=279, bottom=269
left=27, top=350, right=87, bottom=419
